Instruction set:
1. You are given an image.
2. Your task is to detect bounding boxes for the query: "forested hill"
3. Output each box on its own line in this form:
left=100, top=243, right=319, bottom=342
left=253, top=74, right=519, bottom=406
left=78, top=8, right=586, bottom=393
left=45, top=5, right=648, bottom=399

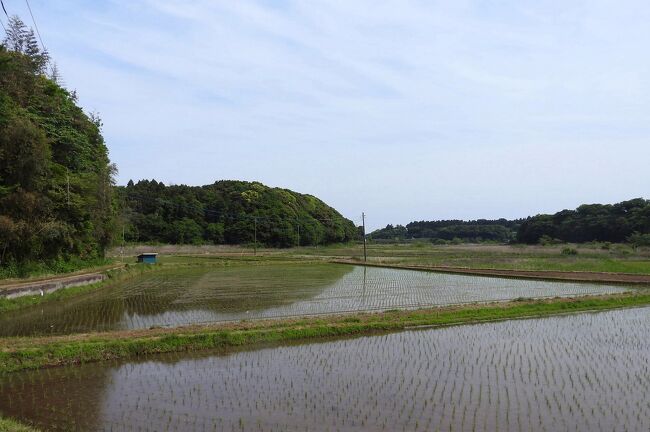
left=117, top=180, right=358, bottom=247
left=0, top=18, right=115, bottom=269
left=517, top=198, right=650, bottom=244
left=371, top=198, right=650, bottom=245
left=370, top=219, right=522, bottom=243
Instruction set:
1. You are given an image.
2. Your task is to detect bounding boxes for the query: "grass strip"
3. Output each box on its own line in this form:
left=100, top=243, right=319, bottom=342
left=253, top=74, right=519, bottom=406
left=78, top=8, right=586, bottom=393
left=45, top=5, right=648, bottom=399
left=1, top=293, right=650, bottom=374
left=0, top=281, right=108, bottom=314
left=0, top=417, right=40, bottom=432
left=0, top=263, right=183, bottom=314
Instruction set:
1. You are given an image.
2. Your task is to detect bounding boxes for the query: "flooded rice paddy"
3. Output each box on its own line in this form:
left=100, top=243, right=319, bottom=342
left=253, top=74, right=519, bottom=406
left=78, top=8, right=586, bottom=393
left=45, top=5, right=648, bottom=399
left=1, top=307, right=649, bottom=431
left=0, top=264, right=629, bottom=337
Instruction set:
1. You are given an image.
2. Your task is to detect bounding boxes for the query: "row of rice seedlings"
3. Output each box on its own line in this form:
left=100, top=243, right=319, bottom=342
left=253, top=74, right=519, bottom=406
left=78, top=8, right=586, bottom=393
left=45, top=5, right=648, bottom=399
left=0, top=307, right=648, bottom=431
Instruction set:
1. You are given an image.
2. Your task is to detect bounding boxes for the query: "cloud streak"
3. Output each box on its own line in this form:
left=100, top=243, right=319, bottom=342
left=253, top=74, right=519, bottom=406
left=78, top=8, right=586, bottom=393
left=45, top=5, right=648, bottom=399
left=14, top=0, right=650, bottom=229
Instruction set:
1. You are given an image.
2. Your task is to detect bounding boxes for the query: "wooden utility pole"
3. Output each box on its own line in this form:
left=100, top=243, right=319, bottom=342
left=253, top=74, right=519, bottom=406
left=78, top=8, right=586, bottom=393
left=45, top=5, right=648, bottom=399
left=362, top=212, right=367, bottom=262
left=66, top=169, right=70, bottom=207
left=121, top=225, right=125, bottom=263
left=253, top=217, right=257, bottom=256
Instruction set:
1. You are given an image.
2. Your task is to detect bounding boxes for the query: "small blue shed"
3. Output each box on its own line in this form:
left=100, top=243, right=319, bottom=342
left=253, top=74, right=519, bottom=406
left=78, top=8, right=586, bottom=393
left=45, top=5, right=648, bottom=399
left=137, top=253, right=158, bottom=264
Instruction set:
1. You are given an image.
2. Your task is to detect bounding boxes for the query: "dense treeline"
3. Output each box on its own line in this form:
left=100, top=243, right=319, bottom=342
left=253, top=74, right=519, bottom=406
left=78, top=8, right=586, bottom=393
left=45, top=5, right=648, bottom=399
left=407, top=219, right=521, bottom=242
left=0, top=18, right=115, bottom=270
left=117, top=180, right=358, bottom=247
left=372, top=199, right=650, bottom=245
left=371, top=219, right=521, bottom=243
left=517, top=198, right=650, bottom=244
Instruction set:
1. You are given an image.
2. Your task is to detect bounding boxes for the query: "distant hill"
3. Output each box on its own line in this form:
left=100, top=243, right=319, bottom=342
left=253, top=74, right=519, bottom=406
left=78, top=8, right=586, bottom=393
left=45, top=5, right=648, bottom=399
left=371, top=198, right=650, bottom=245
left=117, top=180, right=359, bottom=247
left=369, top=219, right=522, bottom=243
left=518, top=198, right=650, bottom=244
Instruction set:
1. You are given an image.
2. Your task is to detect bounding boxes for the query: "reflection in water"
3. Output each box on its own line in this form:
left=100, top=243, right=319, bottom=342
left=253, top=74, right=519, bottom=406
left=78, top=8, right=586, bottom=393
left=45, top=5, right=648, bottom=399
left=1, top=308, right=649, bottom=431
left=0, top=264, right=352, bottom=337
left=362, top=266, right=367, bottom=306
left=0, top=264, right=629, bottom=337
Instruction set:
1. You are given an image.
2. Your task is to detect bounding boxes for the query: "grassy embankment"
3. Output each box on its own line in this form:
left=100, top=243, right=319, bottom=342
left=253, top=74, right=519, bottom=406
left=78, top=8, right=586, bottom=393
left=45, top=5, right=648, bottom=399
left=0, top=264, right=163, bottom=314
left=113, top=242, right=650, bottom=274
left=289, top=243, right=650, bottom=274
left=2, top=292, right=649, bottom=374
left=0, top=417, right=40, bottom=432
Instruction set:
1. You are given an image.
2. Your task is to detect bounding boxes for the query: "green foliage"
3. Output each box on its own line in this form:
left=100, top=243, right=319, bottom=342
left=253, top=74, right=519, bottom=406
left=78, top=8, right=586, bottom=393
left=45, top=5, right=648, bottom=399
left=0, top=417, right=40, bottom=432
left=518, top=198, right=650, bottom=244
left=561, top=247, right=578, bottom=256
left=116, top=180, right=358, bottom=247
left=168, top=218, right=203, bottom=244
left=370, top=219, right=521, bottom=243
left=369, top=224, right=408, bottom=241
left=0, top=21, right=115, bottom=270
left=628, top=232, right=650, bottom=248
left=538, top=235, right=563, bottom=246
left=205, top=222, right=225, bottom=244
left=0, top=256, right=111, bottom=279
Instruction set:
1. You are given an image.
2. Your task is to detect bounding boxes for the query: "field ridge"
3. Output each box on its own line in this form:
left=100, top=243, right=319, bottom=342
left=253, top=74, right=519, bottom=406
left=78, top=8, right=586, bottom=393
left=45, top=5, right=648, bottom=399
left=2, top=292, right=649, bottom=374
left=334, top=260, right=650, bottom=284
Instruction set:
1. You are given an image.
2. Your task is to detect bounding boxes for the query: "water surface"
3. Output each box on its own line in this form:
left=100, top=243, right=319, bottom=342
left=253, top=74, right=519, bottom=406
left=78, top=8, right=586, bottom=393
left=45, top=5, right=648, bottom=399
left=0, top=263, right=629, bottom=336
left=1, top=308, right=648, bottom=431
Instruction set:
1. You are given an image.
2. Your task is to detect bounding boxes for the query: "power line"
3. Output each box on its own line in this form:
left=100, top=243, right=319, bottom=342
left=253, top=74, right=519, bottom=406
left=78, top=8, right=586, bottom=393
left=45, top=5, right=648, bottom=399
left=0, top=0, right=8, bottom=33
left=24, top=0, right=55, bottom=76
left=24, top=0, right=46, bottom=52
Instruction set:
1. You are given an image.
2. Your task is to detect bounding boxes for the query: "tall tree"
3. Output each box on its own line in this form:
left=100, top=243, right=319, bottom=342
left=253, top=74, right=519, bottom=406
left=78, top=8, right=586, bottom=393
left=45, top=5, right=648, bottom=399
left=2, top=16, right=49, bottom=74
left=0, top=21, right=115, bottom=271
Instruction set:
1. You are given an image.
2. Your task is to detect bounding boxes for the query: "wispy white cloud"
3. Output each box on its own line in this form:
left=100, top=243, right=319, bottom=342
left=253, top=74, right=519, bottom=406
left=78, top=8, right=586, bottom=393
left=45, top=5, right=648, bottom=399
left=16, top=0, right=650, bottom=228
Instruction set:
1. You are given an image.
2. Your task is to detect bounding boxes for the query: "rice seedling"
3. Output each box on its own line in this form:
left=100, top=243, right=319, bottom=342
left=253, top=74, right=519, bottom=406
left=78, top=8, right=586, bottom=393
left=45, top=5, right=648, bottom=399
left=0, top=307, right=648, bottom=431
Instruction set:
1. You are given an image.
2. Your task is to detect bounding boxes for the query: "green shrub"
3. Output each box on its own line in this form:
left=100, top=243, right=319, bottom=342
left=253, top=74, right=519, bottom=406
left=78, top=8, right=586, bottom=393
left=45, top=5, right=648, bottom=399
left=539, top=235, right=563, bottom=246
left=561, top=247, right=578, bottom=256
left=628, top=232, right=650, bottom=248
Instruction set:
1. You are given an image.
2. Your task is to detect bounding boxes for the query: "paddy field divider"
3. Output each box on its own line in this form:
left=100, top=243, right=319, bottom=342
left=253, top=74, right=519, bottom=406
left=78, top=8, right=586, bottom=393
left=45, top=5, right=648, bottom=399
left=1, top=292, right=650, bottom=374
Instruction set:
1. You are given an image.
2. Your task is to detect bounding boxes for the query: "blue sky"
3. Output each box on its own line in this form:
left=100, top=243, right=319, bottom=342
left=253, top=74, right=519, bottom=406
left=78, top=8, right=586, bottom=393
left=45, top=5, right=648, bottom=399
left=3, top=0, right=649, bottom=230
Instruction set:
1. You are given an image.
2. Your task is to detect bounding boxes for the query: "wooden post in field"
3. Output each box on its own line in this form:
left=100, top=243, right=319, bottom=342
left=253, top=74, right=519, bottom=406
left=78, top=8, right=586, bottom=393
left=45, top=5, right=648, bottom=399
left=362, top=212, right=367, bottom=262
left=66, top=169, right=70, bottom=207
left=121, top=225, right=125, bottom=263
left=253, top=217, right=257, bottom=256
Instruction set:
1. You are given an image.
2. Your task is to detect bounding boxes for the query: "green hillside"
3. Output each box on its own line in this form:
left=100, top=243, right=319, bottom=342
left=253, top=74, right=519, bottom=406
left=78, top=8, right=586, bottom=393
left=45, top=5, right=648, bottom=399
left=517, top=198, right=650, bottom=244
left=370, top=219, right=521, bottom=243
left=117, top=180, right=358, bottom=247
left=0, top=18, right=115, bottom=274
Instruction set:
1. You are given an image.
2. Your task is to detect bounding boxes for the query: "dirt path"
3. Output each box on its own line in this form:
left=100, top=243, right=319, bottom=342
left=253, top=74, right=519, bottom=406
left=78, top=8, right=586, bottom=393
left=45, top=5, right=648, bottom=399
left=333, top=260, right=650, bottom=284
left=0, top=265, right=125, bottom=298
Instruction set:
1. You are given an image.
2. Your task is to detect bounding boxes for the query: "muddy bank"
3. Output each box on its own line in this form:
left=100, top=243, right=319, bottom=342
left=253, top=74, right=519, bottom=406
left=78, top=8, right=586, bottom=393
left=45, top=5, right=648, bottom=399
left=0, top=273, right=107, bottom=299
